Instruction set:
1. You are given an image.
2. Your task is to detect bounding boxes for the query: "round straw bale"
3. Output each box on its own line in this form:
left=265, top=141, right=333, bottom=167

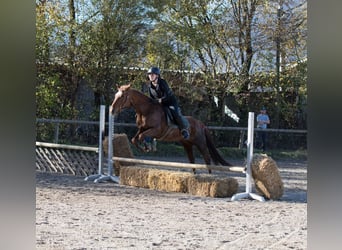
left=103, top=134, right=134, bottom=176
left=251, top=154, right=284, bottom=200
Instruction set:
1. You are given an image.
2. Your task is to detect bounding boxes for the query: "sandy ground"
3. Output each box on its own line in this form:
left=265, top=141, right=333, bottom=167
left=36, top=159, right=307, bottom=250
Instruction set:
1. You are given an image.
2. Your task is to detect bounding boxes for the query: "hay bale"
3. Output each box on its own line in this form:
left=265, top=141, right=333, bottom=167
left=120, top=165, right=239, bottom=198
left=251, top=154, right=284, bottom=200
left=187, top=175, right=239, bottom=198
left=148, top=169, right=190, bottom=193
left=119, top=166, right=150, bottom=188
left=103, top=134, right=134, bottom=176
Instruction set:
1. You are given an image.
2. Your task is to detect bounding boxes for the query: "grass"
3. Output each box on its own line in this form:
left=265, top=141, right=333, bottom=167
left=132, top=141, right=307, bottom=162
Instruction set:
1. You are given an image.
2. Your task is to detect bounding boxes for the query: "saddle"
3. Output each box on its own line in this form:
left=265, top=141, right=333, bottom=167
left=163, top=106, right=177, bottom=126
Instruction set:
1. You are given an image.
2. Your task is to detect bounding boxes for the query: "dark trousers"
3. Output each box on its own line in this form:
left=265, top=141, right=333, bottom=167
left=169, top=107, right=189, bottom=130
left=257, top=130, right=267, bottom=151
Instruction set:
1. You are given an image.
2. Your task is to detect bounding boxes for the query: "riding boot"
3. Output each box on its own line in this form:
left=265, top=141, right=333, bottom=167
left=170, top=107, right=189, bottom=139
left=179, top=115, right=190, bottom=139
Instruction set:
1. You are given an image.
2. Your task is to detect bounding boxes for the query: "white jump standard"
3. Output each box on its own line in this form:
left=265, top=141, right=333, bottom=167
left=84, top=105, right=119, bottom=183
left=231, top=112, right=265, bottom=201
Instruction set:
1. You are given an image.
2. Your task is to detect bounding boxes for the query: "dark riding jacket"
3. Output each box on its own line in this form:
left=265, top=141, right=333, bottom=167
left=148, top=78, right=178, bottom=108
left=148, top=78, right=189, bottom=131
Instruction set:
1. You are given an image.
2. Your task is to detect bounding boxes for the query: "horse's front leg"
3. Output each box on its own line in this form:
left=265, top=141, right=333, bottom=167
left=131, top=129, right=146, bottom=152
left=131, top=134, right=139, bottom=148
left=137, top=128, right=160, bottom=152
left=131, top=129, right=149, bottom=152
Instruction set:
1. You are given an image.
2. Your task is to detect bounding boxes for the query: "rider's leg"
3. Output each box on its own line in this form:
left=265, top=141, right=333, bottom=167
left=169, top=107, right=189, bottom=139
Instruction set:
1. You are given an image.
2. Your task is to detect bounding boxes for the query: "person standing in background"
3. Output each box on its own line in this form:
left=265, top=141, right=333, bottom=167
left=256, top=106, right=270, bottom=152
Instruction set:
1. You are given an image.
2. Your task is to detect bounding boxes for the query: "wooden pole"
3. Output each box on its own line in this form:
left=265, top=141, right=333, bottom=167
left=113, top=156, right=245, bottom=173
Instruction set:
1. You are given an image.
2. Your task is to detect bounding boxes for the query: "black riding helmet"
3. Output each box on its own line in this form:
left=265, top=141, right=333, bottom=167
left=147, top=67, right=160, bottom=75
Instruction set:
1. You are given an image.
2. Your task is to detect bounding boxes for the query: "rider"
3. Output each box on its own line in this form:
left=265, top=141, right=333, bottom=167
left=147, top=67, right=190, bottom=139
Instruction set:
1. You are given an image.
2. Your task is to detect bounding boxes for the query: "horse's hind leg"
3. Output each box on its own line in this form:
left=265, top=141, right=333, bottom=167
left=182, top=142, right=196, bottom=174
left=196, top=144, right=212, bottom=174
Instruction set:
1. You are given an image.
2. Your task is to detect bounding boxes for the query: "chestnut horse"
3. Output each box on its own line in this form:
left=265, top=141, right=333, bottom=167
left=110, top=84, right=232, bottom=174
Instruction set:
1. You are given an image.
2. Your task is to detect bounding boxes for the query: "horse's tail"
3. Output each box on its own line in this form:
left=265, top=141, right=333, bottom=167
left=204, top=127, right=232, bottom=166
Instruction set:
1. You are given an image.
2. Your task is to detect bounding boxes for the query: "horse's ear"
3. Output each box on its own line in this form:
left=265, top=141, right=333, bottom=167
left=116, top=84, right=120, bottom=89
left=127, top=83, right=131, bottom=89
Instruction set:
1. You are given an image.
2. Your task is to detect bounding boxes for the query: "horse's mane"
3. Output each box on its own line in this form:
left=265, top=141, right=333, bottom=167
left=122, top=85, right=164, bottom=117
left=129, top=88, right=149, bottom=98
left=120, top=84, right=151, bottom=101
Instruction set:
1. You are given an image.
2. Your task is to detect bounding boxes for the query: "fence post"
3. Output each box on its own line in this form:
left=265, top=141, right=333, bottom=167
left=54, top=123, right=59, bottom=143
left=238, top=129, right=245, bottom=149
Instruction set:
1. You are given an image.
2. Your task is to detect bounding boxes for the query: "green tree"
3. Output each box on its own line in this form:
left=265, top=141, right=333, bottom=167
left=36, top=0, right=81, bottom=120
left=35, top=0, right=307, bottom=134
left=78, top=0, right=150, bottom=103
left=145, top=0, right=263, bottom=124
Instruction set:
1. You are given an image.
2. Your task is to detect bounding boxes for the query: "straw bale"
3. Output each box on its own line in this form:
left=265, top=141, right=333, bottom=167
left=120, top=165, right=239, bottom=198
left=148, top=169, right=191, bottom=193
left=187, top=175, right=239, bottom=198
left=251, top=154, right=284, bottom=200
left=119, top=166, right=149, bottom=188
left=103, top=134, right=134, bottom=176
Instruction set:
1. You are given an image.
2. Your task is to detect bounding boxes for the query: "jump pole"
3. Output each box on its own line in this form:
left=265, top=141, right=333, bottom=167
left=84, top=105, right=119, bottom=183
left=231, top=112, right=265, bottom=202
left=113, top=156, right=245, bottom=173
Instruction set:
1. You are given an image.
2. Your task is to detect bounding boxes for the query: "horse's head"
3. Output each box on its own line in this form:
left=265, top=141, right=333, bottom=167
left=110, top=84, right=132, bottom=115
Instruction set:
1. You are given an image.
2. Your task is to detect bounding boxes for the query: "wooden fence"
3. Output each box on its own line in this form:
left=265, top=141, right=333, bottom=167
left=36, top=118, right=307, bottom=149
left=36, top=142, right=99, bottom=176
